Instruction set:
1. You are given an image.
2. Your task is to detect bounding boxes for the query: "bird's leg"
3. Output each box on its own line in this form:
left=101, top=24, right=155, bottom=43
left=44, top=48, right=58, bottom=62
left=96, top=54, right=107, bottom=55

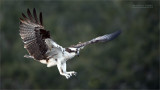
left=57, top=60, right=76, bottom=79
left=62, top=62, right=77, bottom=77
left=57, top=61, right=70, bottom=79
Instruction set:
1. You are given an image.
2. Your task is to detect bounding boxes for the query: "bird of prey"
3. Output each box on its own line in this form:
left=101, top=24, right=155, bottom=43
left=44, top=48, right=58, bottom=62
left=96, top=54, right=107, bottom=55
left=19, top=8, right=121, bottom=79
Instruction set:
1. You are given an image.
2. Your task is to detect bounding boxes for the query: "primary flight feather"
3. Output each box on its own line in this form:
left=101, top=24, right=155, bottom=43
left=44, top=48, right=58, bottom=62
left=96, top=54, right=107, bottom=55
left=19, top=8, right=121, bottom=79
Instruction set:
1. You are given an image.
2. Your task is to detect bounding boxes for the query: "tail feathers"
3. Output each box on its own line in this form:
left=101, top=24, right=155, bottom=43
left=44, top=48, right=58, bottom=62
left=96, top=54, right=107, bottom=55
left=72, top=30, right=121, bottom=48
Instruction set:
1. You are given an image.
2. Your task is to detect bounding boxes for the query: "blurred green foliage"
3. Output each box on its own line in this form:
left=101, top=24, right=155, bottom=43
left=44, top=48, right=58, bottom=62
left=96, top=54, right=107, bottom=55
left=0, top=0, right=159, bottom=89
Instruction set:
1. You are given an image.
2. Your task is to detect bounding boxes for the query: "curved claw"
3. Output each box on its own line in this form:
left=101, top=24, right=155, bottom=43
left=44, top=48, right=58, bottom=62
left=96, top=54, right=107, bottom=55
left=63, top=71, right=77, bottom=79
left=65, top=74, right=71, bottom=79
left=73, top=72, right=77, bottom=76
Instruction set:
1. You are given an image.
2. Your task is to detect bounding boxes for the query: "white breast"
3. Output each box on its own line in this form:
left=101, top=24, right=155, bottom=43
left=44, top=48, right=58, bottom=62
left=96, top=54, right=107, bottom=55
left=39, top=38, right=77, bottom=67
left=63, top=51, right=76, bottom=60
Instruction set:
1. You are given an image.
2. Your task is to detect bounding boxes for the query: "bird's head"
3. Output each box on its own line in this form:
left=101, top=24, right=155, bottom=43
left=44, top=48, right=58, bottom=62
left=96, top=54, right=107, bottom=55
left=65, top=47, right=80, bottom=56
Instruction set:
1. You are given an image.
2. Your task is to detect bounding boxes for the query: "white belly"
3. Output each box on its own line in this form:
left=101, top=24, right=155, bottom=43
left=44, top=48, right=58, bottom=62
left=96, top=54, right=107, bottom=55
left=39, top=51, right=76, bottom=67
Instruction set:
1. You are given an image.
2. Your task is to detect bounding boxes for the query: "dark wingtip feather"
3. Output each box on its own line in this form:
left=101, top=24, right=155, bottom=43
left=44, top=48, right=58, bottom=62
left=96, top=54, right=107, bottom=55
left=27, top=8, right=29, bottom=12
left=39, top=12, right=43, bottom=25
left=113, top=30, right=121, bottom=36
left=33, top=8, right=38, bottom=23
left=19, top=18, right=23, bottom=21
left=108, top=30, right=121, bottom=41
left=19, top=18, right=25, bottom=23
left=27, top=8, right=33, bottom=21
left=22, top=13, right=27, bottom=19
left=92, top=30, right=121, bottom=43
left=27, top=9, right=30, bottom=16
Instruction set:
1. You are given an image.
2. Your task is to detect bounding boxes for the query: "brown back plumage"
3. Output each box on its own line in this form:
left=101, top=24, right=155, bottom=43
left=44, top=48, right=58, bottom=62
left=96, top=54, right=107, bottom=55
left=19, top=8, right=50, bottom=60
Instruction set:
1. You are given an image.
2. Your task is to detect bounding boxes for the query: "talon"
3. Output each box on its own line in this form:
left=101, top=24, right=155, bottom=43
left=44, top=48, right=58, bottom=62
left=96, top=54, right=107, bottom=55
left=66, top=71, right=77, bottom=76
left=65, top=74, right=70, bottom=79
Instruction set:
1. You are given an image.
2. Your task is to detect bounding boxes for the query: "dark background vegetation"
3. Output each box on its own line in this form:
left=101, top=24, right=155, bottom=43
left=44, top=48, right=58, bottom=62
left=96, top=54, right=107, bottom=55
left=0, top=0, right=159, bottom=89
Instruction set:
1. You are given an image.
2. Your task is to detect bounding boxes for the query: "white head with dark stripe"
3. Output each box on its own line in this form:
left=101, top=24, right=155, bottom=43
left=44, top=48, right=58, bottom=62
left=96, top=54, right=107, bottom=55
left=65, top=47, right=80, bottom=56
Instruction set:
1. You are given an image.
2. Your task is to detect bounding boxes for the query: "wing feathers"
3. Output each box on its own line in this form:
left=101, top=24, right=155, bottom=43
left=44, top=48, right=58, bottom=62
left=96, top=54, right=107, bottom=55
left=27, top=9, right=34, bottom=21
left=22, top=13, right=28, bottom=20
left=19, top=18, right=24, bottom=21
left=39, top=12, right=43, bottom=25
left=93, top=30, right=121, bottom=43
left=72, top=30, right=121, bottom=48
left=19, top=9, right=50, bottom=60
left=33, top=8, right=38, bottom=23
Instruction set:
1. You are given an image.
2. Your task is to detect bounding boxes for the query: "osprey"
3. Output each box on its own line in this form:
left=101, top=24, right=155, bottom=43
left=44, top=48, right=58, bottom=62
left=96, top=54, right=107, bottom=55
left=19, top=8, right=121, bottom=79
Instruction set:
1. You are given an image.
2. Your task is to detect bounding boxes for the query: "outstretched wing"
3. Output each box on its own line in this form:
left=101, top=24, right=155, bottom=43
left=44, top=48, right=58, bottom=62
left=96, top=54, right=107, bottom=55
left=19, top=8, right=50, bottom=60
left=72, top=30, right=121, bottom=48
